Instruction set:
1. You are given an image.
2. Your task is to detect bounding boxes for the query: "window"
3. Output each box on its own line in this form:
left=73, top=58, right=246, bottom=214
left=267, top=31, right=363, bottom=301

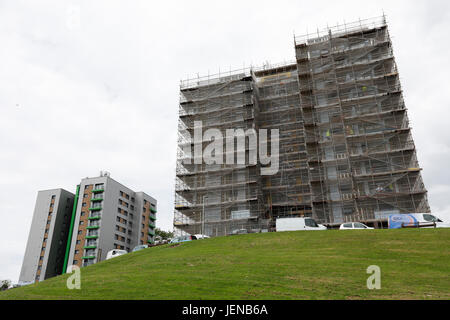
left=80, top=221, right=84, bottom=225
left=73, top=260, right=78, bottom=265
left=117, top=208, right=122, bottom=213
left=141, top=232, right=144, bottom=237
left=116, top=217, right=121, bottom=222
left=423, top=214, right=437, bottom=222
left=84, top=185, right=90, bottom=190
left=76, top=240, right=81, bottom=245
left=354, top=223, right=367, bottom=229
left=142, top=223, right=145, bottom=229
left=82, top=202, right=87, bottom=207
left=116, top=225, right=120, bottom=231
left=75, top=250, right=79, bottom=254
left=305, top=219, right=319, bottom=228
left=78, top=230, right=83, bottom=235
left=130, top=205, right=134, bottom=210
left=343, top=223, right=353, bottom=228
left=83, top=194, right=88, bottom=198
left=51, top=195, right=56, bottom=199
left=81, top=211, right=86, bottom=216
left=143, top=207, right=146, bottom=212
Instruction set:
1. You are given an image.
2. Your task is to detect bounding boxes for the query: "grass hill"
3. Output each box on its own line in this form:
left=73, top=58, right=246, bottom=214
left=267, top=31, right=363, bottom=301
left=1, top=229, right=449, bottom=300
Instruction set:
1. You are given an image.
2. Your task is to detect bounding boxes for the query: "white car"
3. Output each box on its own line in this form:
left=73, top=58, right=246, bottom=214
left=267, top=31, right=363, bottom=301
left=106, top=249, right=128, bottom=260
left=276, top=218, right=327, bottom=232
left=340, top=222, right=374, bottom=230
left=132, top=244, right=149, bottom=252
left=192, top=234, right=210, bottom=240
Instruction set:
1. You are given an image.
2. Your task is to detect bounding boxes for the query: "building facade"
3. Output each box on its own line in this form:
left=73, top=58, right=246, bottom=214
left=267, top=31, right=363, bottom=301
left=20, top=174, right=157, bottom=282
left=19, top=189, right=75, bottom=284
left=66, top=174, right=157, bottom=269
left=174, top=16, right=430, bottom=236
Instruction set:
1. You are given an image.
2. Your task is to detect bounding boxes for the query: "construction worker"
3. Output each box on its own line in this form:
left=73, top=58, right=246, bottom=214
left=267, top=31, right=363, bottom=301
left=387, top=184, right=394, bottom=192
left=326, top=129, right=331, bottom=141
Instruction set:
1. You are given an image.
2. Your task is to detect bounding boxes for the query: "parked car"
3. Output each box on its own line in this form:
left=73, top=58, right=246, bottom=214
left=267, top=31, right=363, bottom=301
left=169, top=235, right=193, bottom=244
left=106, top=249, right=128, bottom=260
left=276, top=218, right=327, bottom=232
left=132, top=244, right=149, bottom=252
left=192, top=234, right=210, bottom=240
left=229, top=229, right=248, bottom=236
left=340, top=222, right=374, bottom=230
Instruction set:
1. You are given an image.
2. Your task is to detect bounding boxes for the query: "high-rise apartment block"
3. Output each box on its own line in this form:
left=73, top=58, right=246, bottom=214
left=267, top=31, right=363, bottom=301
left=66, top=174, right=157, bottom=269
left=19, top=189, right=75, bottom=284
left=174, top=16, right=430, bottom=236
left=19, top=173, right=157, bottom=283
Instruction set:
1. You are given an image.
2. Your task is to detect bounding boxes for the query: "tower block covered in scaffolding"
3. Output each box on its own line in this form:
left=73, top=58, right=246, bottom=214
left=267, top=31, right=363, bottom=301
left=294, top=16, right=430, bottom=224
left=174, top=16, right=431, bottom=236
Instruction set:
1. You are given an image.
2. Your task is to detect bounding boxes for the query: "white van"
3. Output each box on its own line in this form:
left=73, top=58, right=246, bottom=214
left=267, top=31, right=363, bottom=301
left=276, top=217, right=327, bottom=232
left=415, top=213, right=450, bottom=228
left=388, top=213, right=450, bottom=229
left=106, top=249, right=128, bottom=260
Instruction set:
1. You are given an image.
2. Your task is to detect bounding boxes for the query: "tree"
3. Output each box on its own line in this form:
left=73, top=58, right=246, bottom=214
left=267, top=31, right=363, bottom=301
left=155, top=228, right=174, bottom=240
left=0, top=280, right=11, bottom=291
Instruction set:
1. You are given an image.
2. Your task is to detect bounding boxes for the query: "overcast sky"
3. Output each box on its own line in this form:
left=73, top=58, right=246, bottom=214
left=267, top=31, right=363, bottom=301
left=1, top=0, right=449, bottom=283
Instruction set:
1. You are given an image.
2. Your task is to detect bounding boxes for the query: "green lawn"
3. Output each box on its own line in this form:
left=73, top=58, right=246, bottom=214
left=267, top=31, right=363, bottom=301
left=1, top=229, right=449, bottom=300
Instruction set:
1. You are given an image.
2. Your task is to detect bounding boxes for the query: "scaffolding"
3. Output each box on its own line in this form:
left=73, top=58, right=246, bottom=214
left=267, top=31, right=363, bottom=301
left=174, top=15, right=430, bottom=236
left=294, top=15, right=430, bottom=224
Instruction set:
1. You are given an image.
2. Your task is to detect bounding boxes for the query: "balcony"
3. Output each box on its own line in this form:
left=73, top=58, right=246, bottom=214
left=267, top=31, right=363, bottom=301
left=82, top=256, right=95, bottom=260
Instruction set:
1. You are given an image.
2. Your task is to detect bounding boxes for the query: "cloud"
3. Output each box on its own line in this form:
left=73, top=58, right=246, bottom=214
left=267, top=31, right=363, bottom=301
left=1, top=0, right=449, bottom=283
